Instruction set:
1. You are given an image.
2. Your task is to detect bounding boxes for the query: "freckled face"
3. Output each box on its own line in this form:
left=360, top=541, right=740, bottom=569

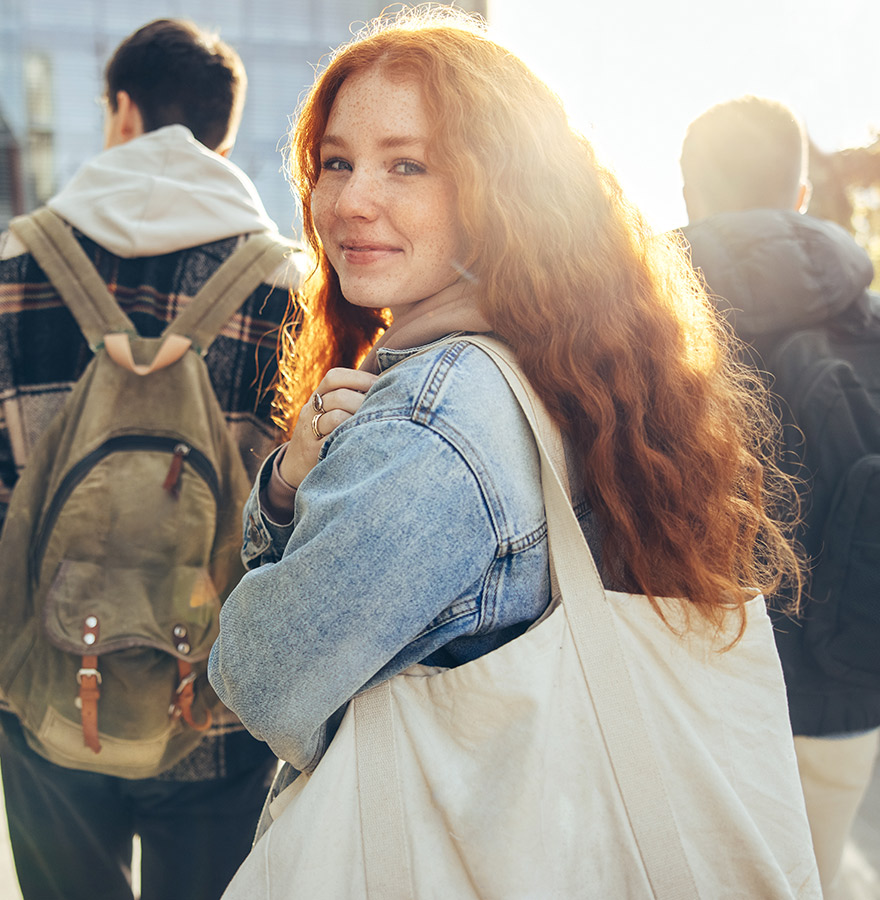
left=311, top=68, right=463, bottom=317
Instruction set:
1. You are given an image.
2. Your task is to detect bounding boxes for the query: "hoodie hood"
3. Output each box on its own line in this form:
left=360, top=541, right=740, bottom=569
left=681, top=209, right=874, bottom=337
left=48, top=125, right=279, bottom=258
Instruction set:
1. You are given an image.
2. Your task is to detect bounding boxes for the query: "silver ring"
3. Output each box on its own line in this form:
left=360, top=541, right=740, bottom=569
left=311, top=412, right=327, bottom=440
left=312, top=391, right=324, bottom=412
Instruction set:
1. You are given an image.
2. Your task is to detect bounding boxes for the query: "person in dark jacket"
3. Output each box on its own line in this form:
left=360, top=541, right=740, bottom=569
left=0, top=19, right=295, bottom=900
left=679, top=94, right=880, bottom=900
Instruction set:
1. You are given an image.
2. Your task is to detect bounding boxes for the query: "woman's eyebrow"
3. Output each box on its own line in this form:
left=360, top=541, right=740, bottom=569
left=319, top=133, right=426, bottom=151
left=319, top=134, right=346, bottom=150
left=378, top=135, right=427, bottom=150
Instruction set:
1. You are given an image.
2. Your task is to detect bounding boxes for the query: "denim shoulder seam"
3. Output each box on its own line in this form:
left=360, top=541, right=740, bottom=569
left=409, top=341, right=534, bottom=554
left=330, top=405, right=542, bottom=557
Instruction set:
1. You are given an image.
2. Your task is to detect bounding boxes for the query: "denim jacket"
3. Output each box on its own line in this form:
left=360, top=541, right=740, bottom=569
left=208, top=336, right=594, bottom=772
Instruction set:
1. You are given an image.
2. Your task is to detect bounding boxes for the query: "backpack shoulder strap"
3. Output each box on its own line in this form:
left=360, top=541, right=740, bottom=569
left=163, top=232, right=291, bottom=354
left=9, top=208, right=134, bottom=347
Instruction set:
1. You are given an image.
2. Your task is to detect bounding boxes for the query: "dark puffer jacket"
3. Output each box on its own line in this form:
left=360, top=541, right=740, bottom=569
left=682, top=209, right=880, bottom=737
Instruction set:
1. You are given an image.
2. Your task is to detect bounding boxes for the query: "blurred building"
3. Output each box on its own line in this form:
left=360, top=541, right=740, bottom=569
left=0, top=109, right=24, bottom=226
left=0, top=0, right=486, bottom=236
left=808, top=136, right=880, bottom=288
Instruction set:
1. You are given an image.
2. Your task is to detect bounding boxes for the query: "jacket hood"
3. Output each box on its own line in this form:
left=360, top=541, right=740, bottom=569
left=48, top=125, right=279, bottom=258
left=681, top=209, right=874, bottom=337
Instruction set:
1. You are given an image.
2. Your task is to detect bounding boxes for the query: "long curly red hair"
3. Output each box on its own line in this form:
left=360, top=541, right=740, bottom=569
left=275, top=6, right=800, bottom=629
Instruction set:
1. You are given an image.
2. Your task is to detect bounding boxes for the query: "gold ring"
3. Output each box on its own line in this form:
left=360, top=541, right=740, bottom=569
left=312, top=391, right=324, bottom=412
left=311, top=412, right=327, bottom=440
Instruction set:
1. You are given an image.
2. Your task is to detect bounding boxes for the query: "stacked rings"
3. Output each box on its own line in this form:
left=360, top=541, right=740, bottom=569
left=311, top=392, right=327, bottom=440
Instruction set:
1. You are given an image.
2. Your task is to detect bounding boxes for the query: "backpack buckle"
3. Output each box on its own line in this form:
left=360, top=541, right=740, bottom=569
left=174, top=669, right=198, bottom=694
left=169, top=660, right=212, bottom=732
left=77, top=667, right=103, bottom=685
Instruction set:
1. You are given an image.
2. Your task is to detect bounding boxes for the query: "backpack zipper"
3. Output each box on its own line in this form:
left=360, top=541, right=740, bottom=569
left=163, top=443, right=190, bottom=498
left=32, top=435, right=220, bottom=577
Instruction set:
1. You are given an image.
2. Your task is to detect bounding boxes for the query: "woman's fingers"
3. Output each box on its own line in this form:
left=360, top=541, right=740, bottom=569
left=315, top=387, right=375, bottom=417
left=308, top=395, right=366, bottom=440
left=280, top=368, right=379, bottom=489
left=309, top=406, right=353, bottom=438
left=311, top=368, right=379, bottom=430
left=317, top=367, right=378, bottom=396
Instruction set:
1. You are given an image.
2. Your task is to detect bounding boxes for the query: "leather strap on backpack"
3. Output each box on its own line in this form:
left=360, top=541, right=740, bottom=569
left=75, top=615, right=103, bottom=753
left=77, top=655, right=211, bottom=755
left=170, top=660, right=212, bottom=732
left=77, top=655, right=102, bottom=754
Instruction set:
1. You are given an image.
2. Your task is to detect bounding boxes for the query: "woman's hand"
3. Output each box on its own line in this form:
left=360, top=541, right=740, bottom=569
left=279, top=367, right=379, bottom=489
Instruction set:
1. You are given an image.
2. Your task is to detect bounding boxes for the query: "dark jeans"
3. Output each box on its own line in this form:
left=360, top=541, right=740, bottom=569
left=0, top=713, right=276, bottom=900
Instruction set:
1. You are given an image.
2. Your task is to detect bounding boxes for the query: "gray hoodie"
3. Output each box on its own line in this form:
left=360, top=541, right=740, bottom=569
left=682, top=209, right=874, bottom=339
left=5, top=124, right=279, bottom=259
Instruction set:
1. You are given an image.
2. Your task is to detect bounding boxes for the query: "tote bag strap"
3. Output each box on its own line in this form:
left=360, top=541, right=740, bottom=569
left=355, top=335, right=698, bottom=900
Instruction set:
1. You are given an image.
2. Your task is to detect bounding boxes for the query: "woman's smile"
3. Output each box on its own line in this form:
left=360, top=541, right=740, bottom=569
left=338, top=240, right=403, bottom=265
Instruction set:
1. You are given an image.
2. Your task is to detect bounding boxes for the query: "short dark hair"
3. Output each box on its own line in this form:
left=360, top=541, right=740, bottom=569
left=680, top=95, right=806, bottom=216
left=104, top=18, right=246, bottom=151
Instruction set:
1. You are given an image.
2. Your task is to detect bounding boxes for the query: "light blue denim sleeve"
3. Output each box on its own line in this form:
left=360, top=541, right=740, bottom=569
left=209, top=412, right=497, bottom=771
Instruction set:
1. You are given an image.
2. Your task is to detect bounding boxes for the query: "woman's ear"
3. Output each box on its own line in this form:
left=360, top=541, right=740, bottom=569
left=795, top=181, right=812, bottom=214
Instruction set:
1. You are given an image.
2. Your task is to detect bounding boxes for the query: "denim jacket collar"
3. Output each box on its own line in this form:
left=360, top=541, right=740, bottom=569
left=374, top=331, right=468, bottom=374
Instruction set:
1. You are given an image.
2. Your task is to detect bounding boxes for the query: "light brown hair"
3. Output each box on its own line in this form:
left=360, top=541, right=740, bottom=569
left=681, top=95, right=807, bottom=217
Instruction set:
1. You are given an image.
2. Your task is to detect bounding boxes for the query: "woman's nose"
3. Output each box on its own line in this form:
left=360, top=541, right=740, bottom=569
left=334, top=169, right=381, bottom=220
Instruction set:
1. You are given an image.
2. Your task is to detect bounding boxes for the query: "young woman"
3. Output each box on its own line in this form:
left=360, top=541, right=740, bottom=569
left=208, top=0, right=800, bottom=846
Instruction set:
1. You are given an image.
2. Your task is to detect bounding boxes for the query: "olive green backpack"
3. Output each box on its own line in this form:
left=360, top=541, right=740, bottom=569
left=0, top=208, right=288, bottom=778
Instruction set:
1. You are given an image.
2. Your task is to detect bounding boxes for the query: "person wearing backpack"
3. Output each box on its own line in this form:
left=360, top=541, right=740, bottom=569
left=0, top=19, right=294, bottom=900
left=679, top=94, right=880, bottom=900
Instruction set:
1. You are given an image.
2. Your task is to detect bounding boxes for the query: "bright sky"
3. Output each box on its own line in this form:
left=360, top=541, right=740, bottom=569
left=488, top=0, right=880, bottom=231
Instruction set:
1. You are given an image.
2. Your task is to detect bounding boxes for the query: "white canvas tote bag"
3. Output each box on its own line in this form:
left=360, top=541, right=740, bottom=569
left=222, top=336, right=820, bottom=900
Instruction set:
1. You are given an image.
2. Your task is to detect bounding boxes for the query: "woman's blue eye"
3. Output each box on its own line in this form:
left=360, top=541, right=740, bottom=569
left=322, top=158, right=351, bottom=172
left=394, top=160, right=425, bottom=175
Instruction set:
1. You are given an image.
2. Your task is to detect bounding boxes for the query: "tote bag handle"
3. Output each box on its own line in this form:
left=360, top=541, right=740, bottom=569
left=355, top=336, right=699, bottom=899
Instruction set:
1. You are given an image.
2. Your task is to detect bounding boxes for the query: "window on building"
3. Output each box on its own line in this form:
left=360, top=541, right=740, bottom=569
left=0, top=110, right=24, bottom=228
left=25, top=51, right=55, bottom=205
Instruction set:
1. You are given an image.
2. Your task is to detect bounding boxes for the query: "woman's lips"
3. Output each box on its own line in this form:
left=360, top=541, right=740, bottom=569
left=340, top=243, right=401, bottom=265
